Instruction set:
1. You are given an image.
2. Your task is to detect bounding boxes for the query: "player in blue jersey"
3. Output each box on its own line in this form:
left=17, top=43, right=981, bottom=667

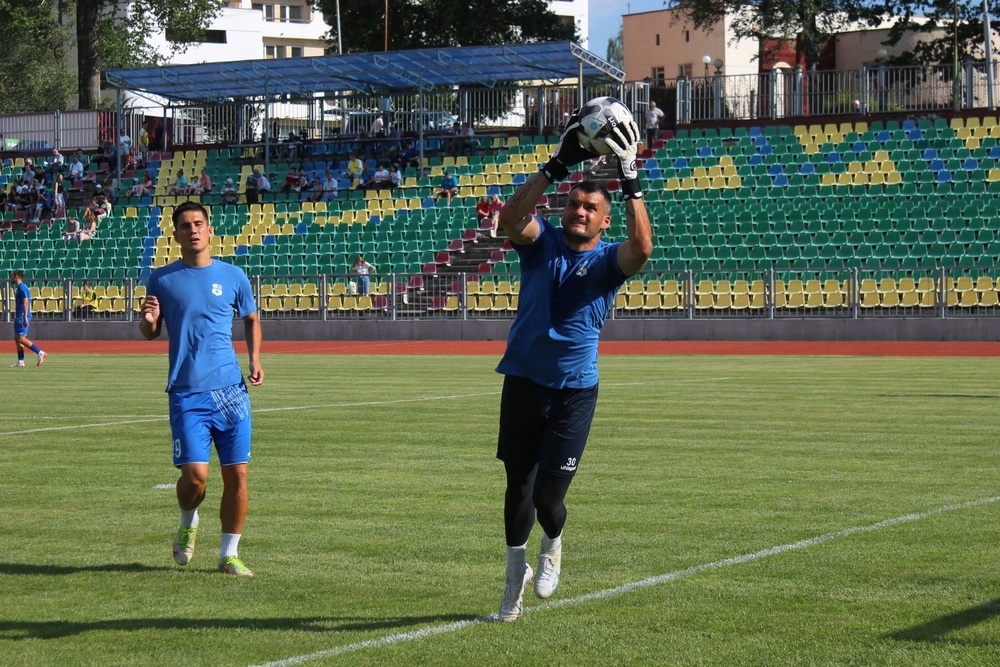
left=140, top=201, right=264, bottom=577
left=494, top=113, right=652, bottom=621
left=9, top=270, right=46, bottom=367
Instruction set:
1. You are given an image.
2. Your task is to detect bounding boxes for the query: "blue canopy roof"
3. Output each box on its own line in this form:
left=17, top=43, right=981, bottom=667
left=105, top=41, right=624, bottom=103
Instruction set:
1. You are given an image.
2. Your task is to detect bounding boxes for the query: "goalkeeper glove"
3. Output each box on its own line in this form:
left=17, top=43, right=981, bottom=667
left=605, top=119, right=642, bottom=199
left=540, top=109, right=597, bottom=183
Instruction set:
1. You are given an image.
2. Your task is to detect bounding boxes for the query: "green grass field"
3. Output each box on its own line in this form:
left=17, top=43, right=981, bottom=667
left=3, top=353, right=1000, bottom=666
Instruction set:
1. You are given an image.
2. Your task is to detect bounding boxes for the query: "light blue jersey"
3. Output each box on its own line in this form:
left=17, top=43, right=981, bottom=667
left=496, top=217, right=627, bottom=389
left=147, top=259, right=257, bottom=393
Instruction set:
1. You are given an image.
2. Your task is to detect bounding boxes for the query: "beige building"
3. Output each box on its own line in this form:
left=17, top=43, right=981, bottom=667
left=622, top=8, right=759, bottom=84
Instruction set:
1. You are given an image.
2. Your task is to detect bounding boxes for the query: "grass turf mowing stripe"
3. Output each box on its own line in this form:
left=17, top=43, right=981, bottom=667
left=248, top=495, right=1000, bottom=667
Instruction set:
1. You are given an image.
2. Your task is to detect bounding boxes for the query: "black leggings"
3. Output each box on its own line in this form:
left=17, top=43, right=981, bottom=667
left=503, top=462, right=573, bottom=546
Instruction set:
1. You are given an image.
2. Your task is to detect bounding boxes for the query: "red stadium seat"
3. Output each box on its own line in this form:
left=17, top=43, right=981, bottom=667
left=448, top=238, right=464, bottom=253
left=434, top=251, right=451, bottom=265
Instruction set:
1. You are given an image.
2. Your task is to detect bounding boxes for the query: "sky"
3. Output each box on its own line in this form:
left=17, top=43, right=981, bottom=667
left=588, top=0, right=669, bottom=58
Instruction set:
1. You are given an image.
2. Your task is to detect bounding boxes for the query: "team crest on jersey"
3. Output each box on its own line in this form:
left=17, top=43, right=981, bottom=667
left=212, top=283, right=224, bottom=296
left=575, top=260, right=590, bottom=277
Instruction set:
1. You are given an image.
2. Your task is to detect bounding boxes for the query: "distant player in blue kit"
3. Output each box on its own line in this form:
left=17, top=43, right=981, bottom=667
left=494, top=111, right=652, bottom=621
left=140, top=201, right=264, bottom=576
left=9, top=270, right=46, bottom=367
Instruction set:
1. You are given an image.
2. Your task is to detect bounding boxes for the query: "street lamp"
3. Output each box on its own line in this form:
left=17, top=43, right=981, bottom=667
left=702, top=55, right=711, bottom=77
left=714, top=58, right=725, bottom=73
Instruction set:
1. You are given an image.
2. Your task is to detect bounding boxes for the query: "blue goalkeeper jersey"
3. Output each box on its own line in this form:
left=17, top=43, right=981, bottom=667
left=496, top=216, right=627, bottom=389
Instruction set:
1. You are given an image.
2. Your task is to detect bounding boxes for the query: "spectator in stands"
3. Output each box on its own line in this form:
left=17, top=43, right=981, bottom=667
left=127, top=177, right=146, bottom=198
left=80, top=211, right=99, bottom=240
left=44, top=149, right=64, bottom=180
left=476, top=194, right=491, bottom=227
left=15, top=180, right=34, bottom=215
left=644, top=101, right=664, bottom=147
left=280, top=167, right=299, bottom=194
left=0, top=186, right=8, bottom=214
left=436, top=170, right=458, bottom=204
left=138, top=124, right=150, bottom=164
left=461, top=122, right=476, bottom=155
left=75, top=280, right=96, bottom=319
left=190, top=168, right=212, bottom=196
left=296, top=168, right=313, bottom=201
left=220, top=177, right=239, bottom=206
left=122, top=150, right=137, bottom=174
left=364, top=163, right=391, bottom=191
left=90, top=185, right=111, bottom=220
left=489, top=194, right=504, bottom=238
left=314, top=170, right=338, bottom=203
left=344, top=153, right=363, bottom=186
left=142, top=170, right=155, bottom=194
left=357, top=162, right=375, bottom=190
left=349, top=255, right=376, bottom=296
left=22, top=159, right=37, bottom=185
left=245, top=168, right=270, bottom=205
left=52, top=173, right=66, bottom=210
left=118, top=128, right=132, bottom=165
left=62, top=215, right=81, bottom=241
left=69, top=154, right=84, bottom=182
left=168, top=169, right=190, bottom=196
left=397, top=141, right=419, bottom=171
left=32, top=186, right=51, bottom=222
left=371, top=115, right=384, bottom=137
left=388, top=163, right=402, bottom=190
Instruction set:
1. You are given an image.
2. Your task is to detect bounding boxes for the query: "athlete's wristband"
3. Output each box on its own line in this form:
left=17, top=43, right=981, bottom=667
left=540, top=158, right=569, bottom=183
left=620, top=178, right=642, bottom=200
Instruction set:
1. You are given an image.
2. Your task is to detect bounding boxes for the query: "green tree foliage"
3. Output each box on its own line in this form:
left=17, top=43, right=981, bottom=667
left=678, top=0, right=885, bottom=70
left=606, top=25, right=624, bottom=68
left=74, top=0, right=221, bottom=109
left=319, top=0, right=577, bottom=53
left=881, top=0, right=1000, bottom=67
left=0, top=1, right=75, bottom=113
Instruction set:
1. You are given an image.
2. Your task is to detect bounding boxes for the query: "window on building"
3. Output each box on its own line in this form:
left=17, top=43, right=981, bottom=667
left=679, top=64, right=692, bottom=78
left=655, top=34, right=660, bottom=46
left=165, top=28, right=227, bottom=44
left=685, top=30, right=690, bottom=42
left=265, top=45, right=289, bottom=59
left=290, top=46, right=303, bottom=58
left=652, top=67, right=665, bottom=86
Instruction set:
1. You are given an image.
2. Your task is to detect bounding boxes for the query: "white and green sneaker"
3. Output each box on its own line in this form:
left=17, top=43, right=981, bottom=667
left=498, top=564, right=533, bottom=622
left=534, top=552, right=561, bottom=599
left=218, top=556, right=253, bottom=576
left=172, top=524, right=198, bottom=565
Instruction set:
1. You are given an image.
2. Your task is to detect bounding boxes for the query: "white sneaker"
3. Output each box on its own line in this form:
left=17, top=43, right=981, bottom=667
left=36, top=351, right=47, bottom=366
left=498, top=564, right=533, bottom=622
left=11, top=361, right=24, bottom=368
left=535, top=550, right=561, bottom=599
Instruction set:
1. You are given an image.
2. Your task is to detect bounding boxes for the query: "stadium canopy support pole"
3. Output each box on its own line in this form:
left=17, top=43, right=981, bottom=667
left=116, top=88, right=123, bottom=188
left=578, top=61, right=584, bottom=112
left=418, top=73, right=425, bottom=176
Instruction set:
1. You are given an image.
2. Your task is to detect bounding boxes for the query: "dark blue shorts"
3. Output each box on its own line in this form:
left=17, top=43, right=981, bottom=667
left=496, top=374, right=599, bottom=478
left=169, top=382, right=252, bottom=467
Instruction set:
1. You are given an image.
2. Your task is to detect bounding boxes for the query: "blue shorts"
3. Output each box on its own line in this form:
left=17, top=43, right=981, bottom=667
left=14, top=321, right=29, bottom=337
left=496, top=375, right=599, bottom=478
left=169, top=382, right=252, bottom=467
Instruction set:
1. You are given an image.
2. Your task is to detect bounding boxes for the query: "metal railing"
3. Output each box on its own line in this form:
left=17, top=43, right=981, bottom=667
left=677, top=60, right=999, bottom=123
left=4, top=266, right=1000, bottom=324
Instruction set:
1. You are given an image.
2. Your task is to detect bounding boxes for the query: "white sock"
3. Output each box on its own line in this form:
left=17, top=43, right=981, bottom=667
left=220, top=532, right=241, bottom=559
left=180, top=507, right=199, bottom=529
left=505, top=542, right=527, bottom=581
left=541, top=532, right=562, bottom=556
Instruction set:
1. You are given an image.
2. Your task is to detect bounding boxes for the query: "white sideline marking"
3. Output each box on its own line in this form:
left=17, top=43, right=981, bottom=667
left=153, top=484, right=174, bottom=490
left=0, top=379, right=716, bottom=437
left=248, top=495, right=1000, bottom=667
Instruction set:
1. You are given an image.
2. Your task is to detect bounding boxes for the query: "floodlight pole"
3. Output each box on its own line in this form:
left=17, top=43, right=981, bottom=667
left=335, top=0, right=342, bottom=55
left=985, top=0, right=995, bottom=109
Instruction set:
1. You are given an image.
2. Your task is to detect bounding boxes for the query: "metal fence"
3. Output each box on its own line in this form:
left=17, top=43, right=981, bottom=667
left=678, top=60, right=999, bottom=123
left=5, top=266, right=1000, bottom=324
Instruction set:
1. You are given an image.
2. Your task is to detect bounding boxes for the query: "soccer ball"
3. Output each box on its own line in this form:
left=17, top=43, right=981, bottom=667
left=575, top=97, right=634, bottom=155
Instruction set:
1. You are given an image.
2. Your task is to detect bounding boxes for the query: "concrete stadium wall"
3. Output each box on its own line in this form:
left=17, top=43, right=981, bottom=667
left=16, top=317, right=1000, bottom=342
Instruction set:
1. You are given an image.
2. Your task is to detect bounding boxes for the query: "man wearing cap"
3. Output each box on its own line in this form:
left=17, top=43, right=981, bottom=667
left=128, top=177, right=146, bottom=198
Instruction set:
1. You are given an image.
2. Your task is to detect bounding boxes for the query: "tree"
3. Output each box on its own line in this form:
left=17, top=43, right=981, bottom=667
left=881, top=0, right=1000, bottom=67
left=74, top=0, right=221, bottom=109
left=318, top=0, right=577, bottom=53
left=678, top=0, right=885, bottom=71
left=606, top=25, right=624, bottom=68
left=0, top=1, right=75, bottom=113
